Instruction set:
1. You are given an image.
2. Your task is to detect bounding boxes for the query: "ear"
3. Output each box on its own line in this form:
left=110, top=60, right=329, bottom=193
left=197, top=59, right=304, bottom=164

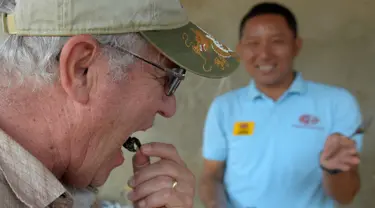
left=294, top=36, right=303, bottom=56
left=236, top=42, right=243, bottom=59
left=58, top=35, right=100, bottom=104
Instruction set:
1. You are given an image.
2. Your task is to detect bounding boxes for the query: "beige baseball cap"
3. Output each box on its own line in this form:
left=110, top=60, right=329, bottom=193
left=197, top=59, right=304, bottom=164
left=0, top=0, right=240, bottom=78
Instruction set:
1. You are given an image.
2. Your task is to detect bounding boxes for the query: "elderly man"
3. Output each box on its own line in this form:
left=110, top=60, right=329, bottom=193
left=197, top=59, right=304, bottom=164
left=0, top=0, right=240, bottom=207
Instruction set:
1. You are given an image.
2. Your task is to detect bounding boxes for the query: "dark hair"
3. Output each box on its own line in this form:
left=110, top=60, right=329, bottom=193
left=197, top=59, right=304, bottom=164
left=239, top=2, right=298, bottom=39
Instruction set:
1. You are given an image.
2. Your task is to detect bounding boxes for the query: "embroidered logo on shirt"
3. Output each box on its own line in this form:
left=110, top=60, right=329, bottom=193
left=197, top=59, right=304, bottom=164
left=233, top=121, right=255, bottom=135
left=299, top=114, right=319, bottom=125
left=293, top=114, right=323, bottom=130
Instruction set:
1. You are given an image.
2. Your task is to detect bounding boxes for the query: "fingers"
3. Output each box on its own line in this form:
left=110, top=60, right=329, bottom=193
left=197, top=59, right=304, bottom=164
left=128, top=142, right=195, bottom=208
left=132, top=188, right=187, bottom=208
left=332, top=155, right=360, bottom=171
left=337, top=148, right=360, bottom=165
left=321, top=134, right=360, bottom=171
left=130, top=159, right=188, bottom=188
left=322, top=134, right=356, bottom=159
left=127, top=175, right=174, bottom=202
left=140, top=142, right=185, bottom=166
left=132, top=149, right=150, bottom=174
left=339, top=135, right=356, bottom=147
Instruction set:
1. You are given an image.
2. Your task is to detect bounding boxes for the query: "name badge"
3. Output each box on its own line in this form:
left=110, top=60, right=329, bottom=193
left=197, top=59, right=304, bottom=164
left=233, top=121, right=255, bottom=135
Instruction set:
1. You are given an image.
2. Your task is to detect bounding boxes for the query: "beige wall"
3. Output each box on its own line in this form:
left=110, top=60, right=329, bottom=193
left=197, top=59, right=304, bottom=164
left=98, top=0, right=375, bottom=207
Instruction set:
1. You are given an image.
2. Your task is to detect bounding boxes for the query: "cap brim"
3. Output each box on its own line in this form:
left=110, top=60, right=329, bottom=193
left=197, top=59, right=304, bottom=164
left=140, top=22, right=240, bottom=79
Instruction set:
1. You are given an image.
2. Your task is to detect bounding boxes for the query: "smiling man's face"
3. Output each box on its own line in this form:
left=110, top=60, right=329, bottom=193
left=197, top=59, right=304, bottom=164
left=237, top=14, right=302, bottom=87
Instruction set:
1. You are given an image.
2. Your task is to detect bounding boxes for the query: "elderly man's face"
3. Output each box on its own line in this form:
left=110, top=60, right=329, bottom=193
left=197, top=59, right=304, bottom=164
left=57, top=34, right=177, bottom=187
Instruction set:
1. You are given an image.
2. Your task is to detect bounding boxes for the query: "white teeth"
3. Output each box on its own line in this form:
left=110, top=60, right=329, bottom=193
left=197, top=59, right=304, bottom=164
left=257, top=65, right=274, bottom=71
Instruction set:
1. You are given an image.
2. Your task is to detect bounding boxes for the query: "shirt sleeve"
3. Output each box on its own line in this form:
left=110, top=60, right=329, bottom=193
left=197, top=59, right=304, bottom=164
left=202, top=98, right=228, bottom=161
left=329, top=89, right=364, bottom=152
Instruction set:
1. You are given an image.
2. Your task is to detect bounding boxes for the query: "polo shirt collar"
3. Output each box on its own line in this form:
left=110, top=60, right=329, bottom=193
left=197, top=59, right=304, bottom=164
left=0, top=129, right=72, bottom=207
left=248, top=71, right=307, bottom=100
left=287, top=72, right=307, bottom=94
left=248, top=80, right=262, bottom=100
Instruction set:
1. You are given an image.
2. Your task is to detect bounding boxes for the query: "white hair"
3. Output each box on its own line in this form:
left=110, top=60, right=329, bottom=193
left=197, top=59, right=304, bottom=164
left=0, top=0, right=148, bottom=88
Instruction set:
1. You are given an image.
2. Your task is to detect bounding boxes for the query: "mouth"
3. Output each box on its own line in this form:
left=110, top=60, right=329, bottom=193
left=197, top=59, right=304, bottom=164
left=121, top=124, right=153, bottom=152
left=122, top=136, right=142, bottom=152
left=109, top=137, right=140, bottom=168
left=256, top=64, right=276, bottom=73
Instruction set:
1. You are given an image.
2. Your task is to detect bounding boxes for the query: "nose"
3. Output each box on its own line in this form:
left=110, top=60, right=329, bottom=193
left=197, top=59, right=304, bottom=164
left=258, top=43, right=272, bottom=60
left=159, top=94, right=176, bottom=118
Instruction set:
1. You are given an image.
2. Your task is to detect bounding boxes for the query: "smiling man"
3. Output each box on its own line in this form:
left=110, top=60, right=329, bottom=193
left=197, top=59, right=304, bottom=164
left=199, top=2, right=364, bottom=208
left=0, top=0, right=240, bottom=207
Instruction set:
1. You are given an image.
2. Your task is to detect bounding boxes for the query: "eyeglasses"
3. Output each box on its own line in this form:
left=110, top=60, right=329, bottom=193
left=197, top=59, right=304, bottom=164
left=109, top=45, right=186, bottom=96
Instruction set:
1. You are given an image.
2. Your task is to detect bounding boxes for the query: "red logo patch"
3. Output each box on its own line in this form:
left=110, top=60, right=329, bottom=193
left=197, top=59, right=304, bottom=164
left=293, top=114, right=323, bottom=130
left=299, top=114, right=320, bottom=125
left=240, top=123, right=249, bottom=128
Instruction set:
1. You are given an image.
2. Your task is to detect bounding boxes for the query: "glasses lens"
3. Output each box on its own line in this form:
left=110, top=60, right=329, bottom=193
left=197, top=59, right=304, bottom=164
left=167, top=77, right=182, bottom=96
left=166, top=68, right=186, bottom=96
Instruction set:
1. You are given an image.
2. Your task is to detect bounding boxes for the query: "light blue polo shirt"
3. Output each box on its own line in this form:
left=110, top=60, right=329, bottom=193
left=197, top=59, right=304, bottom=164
left=202, top=73, right=363, bottom=208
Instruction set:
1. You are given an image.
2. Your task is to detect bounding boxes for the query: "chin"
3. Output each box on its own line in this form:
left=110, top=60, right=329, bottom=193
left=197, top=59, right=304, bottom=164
left=90, top=173, right=111, bottom=188
left=62, top=168, right=112, bottom=189
left=61, top=174, right=94, bottom=189
left=256, top=74, right=282, bottom=85
left=90, top=178, right=108, bottom=188
left=257, top=78, right=279, bottom=86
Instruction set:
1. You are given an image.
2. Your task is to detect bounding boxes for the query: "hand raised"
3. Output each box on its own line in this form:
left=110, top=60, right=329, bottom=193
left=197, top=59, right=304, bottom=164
left=127, top=142, right=195, bottom=208
left=320, top=134, right=360, bottom=172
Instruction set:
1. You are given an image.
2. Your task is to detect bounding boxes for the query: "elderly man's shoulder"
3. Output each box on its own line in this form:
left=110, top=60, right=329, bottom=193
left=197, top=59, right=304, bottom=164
left=0, top=159, right=99, bottom=208
left=0, top=133, right=99, bottom=208
left=0, top=170, right=30, bottom=208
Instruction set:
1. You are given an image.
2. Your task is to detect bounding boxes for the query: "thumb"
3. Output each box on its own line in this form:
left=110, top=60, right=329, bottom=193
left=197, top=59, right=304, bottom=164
left=322, top=135, right=340, bottom=160
left=132, top=149, right=150, bottom=173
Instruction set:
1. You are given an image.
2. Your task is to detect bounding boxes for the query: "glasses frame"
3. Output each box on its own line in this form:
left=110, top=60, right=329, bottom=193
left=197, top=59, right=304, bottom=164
left=109, top=45, right=186, bottom=96
left=56, top=42, right=186, bottom=96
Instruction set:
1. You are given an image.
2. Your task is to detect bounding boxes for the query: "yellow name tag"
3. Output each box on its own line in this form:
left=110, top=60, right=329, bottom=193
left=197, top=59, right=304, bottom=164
left=233, top=122, right=255, bottom=135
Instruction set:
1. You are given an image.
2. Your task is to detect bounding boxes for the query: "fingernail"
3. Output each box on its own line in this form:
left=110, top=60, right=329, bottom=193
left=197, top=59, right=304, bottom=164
left=141, top=145, right=150, bottom=153
left=127, top=176, right=134, bottom=187
left=127, top=190, right=134, bottom=200
left=138, top=200, right=146, bottom=208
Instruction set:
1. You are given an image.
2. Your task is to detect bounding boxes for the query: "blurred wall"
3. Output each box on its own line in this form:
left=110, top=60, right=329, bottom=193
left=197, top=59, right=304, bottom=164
left=98, top=0, right=375, bottom=207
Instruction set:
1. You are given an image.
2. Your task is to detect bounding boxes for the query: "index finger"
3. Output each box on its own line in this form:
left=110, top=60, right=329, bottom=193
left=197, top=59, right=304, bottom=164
left=140, top=142, right=185, bottom=166
left=339, top=135, right=356, bottom=146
